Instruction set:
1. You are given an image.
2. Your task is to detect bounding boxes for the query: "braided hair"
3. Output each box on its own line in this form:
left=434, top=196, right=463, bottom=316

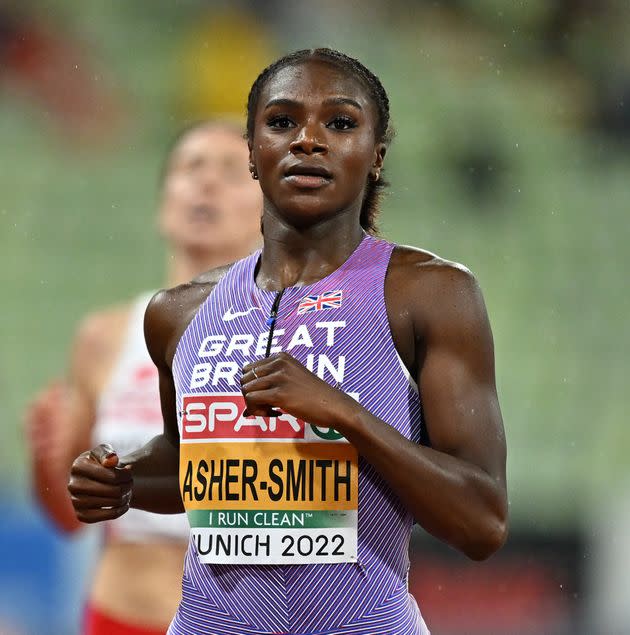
left=246, top=48, right=393, bottom=234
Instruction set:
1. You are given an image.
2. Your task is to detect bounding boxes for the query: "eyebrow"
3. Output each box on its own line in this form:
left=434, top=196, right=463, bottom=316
left=263, top=97, right=363, bottom=110
left=323, top=97, right=363, bottom=109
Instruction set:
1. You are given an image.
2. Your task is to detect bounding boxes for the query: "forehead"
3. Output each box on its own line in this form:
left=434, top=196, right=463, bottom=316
left=171, top=126, right=247, bottom=165
left=259, top=59, right=374, bottom=111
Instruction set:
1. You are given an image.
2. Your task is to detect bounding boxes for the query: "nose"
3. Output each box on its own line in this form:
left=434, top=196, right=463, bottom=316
left=289, top=122, right=328, bottom=156
left=198, top=164, right=221, bottom=192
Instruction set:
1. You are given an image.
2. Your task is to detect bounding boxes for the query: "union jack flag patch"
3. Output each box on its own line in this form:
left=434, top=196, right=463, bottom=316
left=297, top=290, right=343, bottom=314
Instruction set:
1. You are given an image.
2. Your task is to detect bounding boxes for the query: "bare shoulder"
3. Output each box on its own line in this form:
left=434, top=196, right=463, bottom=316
left=390, top=244, right=475, bottom=287
left=387, top=244, right=487, bottom=336
left=73, top=302, right=131, bottom=361
left=145, top=264, right=232, bottom=367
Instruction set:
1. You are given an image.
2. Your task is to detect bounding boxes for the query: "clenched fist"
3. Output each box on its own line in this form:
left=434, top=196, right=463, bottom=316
left=68, top=443, right=133, bottom=524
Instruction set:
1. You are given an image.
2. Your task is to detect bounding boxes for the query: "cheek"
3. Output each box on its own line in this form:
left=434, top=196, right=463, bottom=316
left=253, top=134, right=285, bottom=173
left=340, top=137, right=374, bottom=169
left=164, top=176, right=193, bottom=205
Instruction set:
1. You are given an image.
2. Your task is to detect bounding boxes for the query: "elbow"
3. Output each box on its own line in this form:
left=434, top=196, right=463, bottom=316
left=463, top=510, right=509, bottom=561
left=47, top=511, right=83, bottom=535
left=58, top=517, right=83, bottom=534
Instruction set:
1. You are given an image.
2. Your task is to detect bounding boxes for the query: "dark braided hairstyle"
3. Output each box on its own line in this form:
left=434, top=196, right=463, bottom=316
left=246, top=48, right=393, bottom=234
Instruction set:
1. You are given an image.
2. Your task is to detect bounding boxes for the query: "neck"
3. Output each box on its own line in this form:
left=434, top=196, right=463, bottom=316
left=256, top=209, right=365, bottom=291
left=165, top=241, right=260, bottom=287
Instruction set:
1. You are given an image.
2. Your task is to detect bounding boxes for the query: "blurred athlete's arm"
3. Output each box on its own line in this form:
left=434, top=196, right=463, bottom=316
left=26, top=312, right=114, bottom=532
left=25, top=380, right=83, bottom=532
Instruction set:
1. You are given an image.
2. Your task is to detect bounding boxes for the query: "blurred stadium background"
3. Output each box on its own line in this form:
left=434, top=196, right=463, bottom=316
left=1, top=2, right=628, bottom=634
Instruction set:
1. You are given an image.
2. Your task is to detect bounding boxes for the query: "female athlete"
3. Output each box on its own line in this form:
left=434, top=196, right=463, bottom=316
left=68, top=49, right=508, bottom=635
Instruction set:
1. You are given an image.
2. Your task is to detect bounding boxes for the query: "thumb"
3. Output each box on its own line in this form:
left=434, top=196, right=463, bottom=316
left=90, top=443, right=119, bottom=468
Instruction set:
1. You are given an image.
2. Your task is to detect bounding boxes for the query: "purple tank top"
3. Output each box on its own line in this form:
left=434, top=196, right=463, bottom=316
left=169, top=234, right=429, bottom=635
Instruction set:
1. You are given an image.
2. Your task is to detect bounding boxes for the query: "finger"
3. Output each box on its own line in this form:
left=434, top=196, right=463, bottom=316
left=241, top=359, right=263, bottom=374
left=240, top=371, right=275, bottom=391
left=240, top=369, right=257, bottom=386
left=68, top=476, right=131, bottom=499
left=241, top=356, right=279, bottom=377
left=240, top=365, right=268, bottom=385
left=243, top=388, right=283, bottom=418
left=240, top=356, right=287, bottom=386
left=90, top=444, right=119, bottom=468
left=70, top=492, right=131, bottom=510
left=243, top=407, right=283, bottom=418
left=70, top=459, right=133, bottom=485
left=75, top=503, right=130, bottom=524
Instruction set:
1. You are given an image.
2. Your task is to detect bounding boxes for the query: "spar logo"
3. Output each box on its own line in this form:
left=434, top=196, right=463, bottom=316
left=181, top=394, right=306, bottom=440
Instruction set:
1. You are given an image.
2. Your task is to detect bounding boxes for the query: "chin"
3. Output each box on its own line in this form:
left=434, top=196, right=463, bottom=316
left=175, top=233, right=222, bottom=254
left=280, top=203, right=353, bottom=229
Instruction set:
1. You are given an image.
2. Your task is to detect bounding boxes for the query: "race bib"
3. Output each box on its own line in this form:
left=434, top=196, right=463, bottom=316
left=179, top=393, right=358, bottom=565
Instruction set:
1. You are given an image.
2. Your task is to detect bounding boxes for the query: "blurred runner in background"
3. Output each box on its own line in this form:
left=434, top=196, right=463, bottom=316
left=24, top=119, right=262, bottom=635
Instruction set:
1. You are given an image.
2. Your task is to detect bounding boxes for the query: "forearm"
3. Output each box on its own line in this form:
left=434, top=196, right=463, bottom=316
left=31, top=457, right=82, bottom=533
left=120, top=434, right=184, bottom=514
left=334, top=401, right=507, bottom=560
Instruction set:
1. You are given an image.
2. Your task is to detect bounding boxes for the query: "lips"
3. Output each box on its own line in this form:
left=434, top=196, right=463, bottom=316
left=285, top=164, right=332, bottom=179
left=189, top=204, right=219, bottom=222
left=283, top=164, right=332, bottom=189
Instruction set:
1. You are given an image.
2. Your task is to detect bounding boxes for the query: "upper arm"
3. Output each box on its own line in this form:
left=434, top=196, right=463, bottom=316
left=144, top=291, right=180, bottom=447
left=62, top=313, right=112, bottom=462
left=142, top=272, right=228, bottom=447
left=414, top=264, right=506, bottom=485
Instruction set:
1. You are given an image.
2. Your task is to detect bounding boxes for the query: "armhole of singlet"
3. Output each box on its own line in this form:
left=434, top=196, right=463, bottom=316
left=380, top=246, right=419, bottom=395
left=380, top=244, right=428, bottom=446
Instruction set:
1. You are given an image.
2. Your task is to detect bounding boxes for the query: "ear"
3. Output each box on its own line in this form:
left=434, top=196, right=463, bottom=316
left=370, top=143, right=387, bottom=181
left=248, top=145, right=259, bottom=180
left=248, top=143, right=256, bottom=171
left=373, top=142, right=386, bottom=170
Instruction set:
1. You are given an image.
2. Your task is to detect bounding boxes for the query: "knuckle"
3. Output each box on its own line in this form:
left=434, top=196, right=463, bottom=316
left=71, top=453, right=87, bottom=470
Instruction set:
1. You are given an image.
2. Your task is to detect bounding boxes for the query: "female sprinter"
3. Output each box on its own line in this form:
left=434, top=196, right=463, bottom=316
left=68, top=49, right=508, bottom=635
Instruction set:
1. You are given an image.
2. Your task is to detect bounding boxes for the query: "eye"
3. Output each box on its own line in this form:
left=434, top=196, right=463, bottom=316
left=183, top=157, right=203, bottom=173
left=267, top=115, right=295, bottom=129
left=327, top=116, right=357, bottom=131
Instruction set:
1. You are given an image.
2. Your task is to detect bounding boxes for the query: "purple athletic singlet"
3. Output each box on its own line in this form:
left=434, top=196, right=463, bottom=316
left=169, top=234, right=430, bottom=635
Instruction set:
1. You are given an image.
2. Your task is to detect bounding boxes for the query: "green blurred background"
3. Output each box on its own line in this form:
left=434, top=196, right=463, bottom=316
left=1, top=2, right=628, bottom=633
